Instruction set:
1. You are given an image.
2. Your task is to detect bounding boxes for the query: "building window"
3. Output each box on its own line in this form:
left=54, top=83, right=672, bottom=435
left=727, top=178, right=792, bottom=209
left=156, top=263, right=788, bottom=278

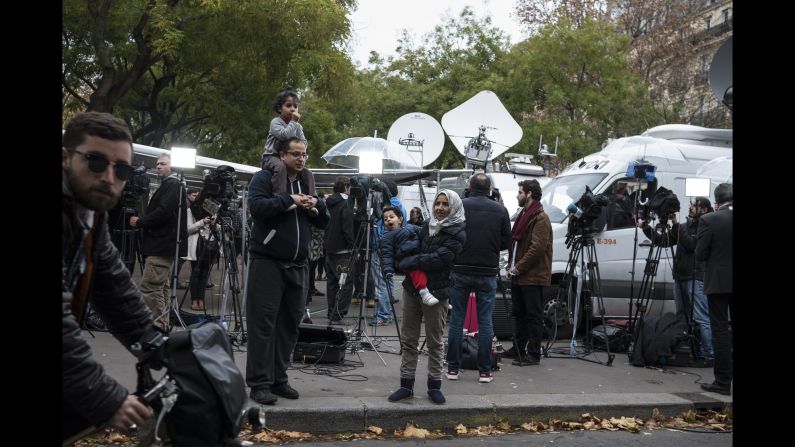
left=723, top=8, right=731, bottom=23
left=705, top=17, right=711, bottom=30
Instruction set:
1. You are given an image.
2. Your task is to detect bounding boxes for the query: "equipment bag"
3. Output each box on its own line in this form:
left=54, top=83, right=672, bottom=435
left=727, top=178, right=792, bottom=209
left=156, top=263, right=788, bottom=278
left=630, top=313, right=689, bottom=367
left=150, top=322, right=247, bottom=446
left=460, top=335, right=498, bottom=371
left=591, top=324, right=630, bottom=353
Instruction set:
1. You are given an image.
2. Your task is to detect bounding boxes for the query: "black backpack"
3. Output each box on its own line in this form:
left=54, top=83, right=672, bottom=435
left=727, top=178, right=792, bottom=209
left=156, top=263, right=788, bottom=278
left=630, top=313, right=690, bottom=367
left=137, top=322, right=247, bottom=446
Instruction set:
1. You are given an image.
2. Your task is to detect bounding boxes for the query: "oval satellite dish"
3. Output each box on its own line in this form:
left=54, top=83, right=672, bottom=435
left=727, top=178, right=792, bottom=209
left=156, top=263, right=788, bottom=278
left=387, top=112, right=444, bottom=167
left=441, top=91, right=523, bottom=167
left=709, top=36, right=732, bottom=110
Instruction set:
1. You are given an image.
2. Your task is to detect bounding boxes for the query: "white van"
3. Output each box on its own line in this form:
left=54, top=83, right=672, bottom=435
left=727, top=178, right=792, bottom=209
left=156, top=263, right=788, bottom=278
left=536, top=124, right=732, bottom=334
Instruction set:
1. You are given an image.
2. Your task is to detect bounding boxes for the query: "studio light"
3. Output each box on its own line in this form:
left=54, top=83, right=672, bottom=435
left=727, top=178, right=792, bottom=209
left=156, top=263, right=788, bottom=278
left=171, top=147, right=197, bottom=169
left=684, top=178, right=710, bottom=198
left=358, top=151, right=383, bottom=174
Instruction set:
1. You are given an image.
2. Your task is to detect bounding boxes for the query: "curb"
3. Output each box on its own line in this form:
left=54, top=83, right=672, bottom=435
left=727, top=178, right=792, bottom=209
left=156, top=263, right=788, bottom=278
left=256, top=392, right=732, bottom=433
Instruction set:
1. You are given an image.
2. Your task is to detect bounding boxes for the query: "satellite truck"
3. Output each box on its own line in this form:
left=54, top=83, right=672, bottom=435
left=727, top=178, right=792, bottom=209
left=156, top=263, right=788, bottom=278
left=539, top=36, right=733, bottom=336
left=538, top=123, right=732, bottom=335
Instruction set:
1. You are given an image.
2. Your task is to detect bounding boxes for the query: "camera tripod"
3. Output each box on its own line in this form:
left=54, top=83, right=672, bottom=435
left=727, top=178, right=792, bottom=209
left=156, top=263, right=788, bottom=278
left=214, top=210, right=247, bottom=345
left=626, top=219, right=677, bottom=356
left=112, top=206, right=145, bottom=274
left=166, top=172, right=189, bottom=333
left=339, top=186, right=396, bottom=366
left=545, top=231, right=614, bottom=366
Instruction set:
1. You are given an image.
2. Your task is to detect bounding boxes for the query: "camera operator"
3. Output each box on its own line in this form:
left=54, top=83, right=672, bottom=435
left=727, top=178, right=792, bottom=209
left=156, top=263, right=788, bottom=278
left=184, top=187, right=214, bottom=310
left=62, top=112, right=155, bottom=442
left=641, top=198, right=715, bottom=364
left=130, top=153, right=188, bottom=330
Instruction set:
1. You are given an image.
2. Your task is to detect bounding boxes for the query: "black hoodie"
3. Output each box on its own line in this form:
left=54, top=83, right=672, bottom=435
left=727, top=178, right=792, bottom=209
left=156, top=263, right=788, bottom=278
left=324, top=192, right=355, bottom=253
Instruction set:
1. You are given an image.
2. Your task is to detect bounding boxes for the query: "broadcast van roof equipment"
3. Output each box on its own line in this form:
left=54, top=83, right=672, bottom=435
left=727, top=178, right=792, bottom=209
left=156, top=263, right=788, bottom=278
left=441, top=90, right=523, bottom=169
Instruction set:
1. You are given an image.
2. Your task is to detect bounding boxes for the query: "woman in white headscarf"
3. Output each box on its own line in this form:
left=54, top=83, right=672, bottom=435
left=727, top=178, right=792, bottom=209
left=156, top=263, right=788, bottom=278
left=387, top=189, right=466, bottom=405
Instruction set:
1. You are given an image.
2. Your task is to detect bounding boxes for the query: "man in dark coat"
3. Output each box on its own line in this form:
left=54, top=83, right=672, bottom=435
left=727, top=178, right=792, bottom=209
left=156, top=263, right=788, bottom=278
left=447, top=173, right=511, bottom=382
left=130, top=152, right=188, bottom=330
left=246, top=137, right=329, bottom=405
left=324, top=176, right=355, bottom=322
left=696, top=183, right=733, bottom=395
left=62, top=112, right=155, bottom=442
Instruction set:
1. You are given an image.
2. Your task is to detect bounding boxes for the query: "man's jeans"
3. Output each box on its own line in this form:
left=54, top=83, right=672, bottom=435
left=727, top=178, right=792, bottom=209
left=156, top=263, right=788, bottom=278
left=674, top=279, right=713, bottom=360
left=447, top=273, right=496, bottom=374
left=371, top=252, right=392, bottom=321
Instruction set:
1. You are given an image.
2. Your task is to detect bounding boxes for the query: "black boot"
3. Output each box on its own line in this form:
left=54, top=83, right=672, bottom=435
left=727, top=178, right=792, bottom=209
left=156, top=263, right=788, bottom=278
left=388, top=377, right=414, bottom=402
left=427, top=378, right=445, bottom=404
left=511, top=340, right=539, bottom=366
left=502, top=345, right=518, bottom=359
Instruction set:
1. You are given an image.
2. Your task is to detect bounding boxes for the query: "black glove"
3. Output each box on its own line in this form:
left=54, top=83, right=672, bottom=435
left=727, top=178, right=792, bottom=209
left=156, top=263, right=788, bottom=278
left=384, top=272, right=394, bottom=282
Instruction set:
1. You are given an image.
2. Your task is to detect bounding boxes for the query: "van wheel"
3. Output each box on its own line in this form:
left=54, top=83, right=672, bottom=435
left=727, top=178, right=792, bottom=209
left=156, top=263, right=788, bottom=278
left=543, top=287, right=574, bottom=339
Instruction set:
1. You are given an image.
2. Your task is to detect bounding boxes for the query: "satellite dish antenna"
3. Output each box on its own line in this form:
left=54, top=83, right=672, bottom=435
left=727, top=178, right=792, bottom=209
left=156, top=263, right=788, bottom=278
left=387, top=112, right=445, bottom=167
left=441, top=91, right=523, bottom=169
left=709, top=36, right=732, bottom=111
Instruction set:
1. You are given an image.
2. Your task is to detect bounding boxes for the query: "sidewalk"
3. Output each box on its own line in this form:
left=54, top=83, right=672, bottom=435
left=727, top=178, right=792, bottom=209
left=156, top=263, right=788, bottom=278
left=86, top=269, right=731, bottom=433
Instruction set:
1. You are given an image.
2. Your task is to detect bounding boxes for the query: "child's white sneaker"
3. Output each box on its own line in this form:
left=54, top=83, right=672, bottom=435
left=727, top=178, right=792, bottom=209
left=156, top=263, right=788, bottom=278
left=419, top=288, right=439, bottom=306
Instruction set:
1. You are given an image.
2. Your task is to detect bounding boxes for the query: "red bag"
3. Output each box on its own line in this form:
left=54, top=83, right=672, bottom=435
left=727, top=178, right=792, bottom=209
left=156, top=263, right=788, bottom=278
left=463, top=292, right=478, bottom=333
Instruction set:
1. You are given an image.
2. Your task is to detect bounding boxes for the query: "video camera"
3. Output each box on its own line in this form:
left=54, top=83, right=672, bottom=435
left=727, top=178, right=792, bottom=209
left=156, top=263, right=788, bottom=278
left=566, top=185, right=609, bottom=243
left=348, top=175, right=392, bottom=222
left=119, top=165, right=149, bottom=208
left=196, top=165, right=238, bottom=217
left=647, top=186, right=680, bottom=225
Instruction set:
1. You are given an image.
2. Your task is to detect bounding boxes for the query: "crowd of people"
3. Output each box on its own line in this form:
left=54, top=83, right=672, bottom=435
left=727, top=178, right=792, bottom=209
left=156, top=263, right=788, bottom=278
left=62, top=93, right=732, bottom=442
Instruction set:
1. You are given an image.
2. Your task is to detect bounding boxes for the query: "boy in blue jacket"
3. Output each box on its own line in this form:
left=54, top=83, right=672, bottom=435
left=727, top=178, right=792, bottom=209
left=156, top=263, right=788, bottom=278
left=378, top=206, right=438, bottom=306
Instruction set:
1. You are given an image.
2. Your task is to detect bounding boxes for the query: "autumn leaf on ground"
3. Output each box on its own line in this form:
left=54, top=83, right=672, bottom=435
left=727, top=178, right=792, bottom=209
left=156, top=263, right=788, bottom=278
left=252, top=431, right=279, bottom=442
left=682, top=409, right=698, bottom=422
left=496, top=418, right=511, bottom=431
left=401, top=423, right=430, bottom=439
left=367, top=425, right=383, bottom=435
left=455, top=424, right=468, bottom=434
left=520, top=422, right=539, bottom=432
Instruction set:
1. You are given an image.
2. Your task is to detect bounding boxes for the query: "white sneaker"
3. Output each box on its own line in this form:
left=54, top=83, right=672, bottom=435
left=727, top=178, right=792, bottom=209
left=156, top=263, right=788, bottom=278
left=419, top=288, right=439, bottom=306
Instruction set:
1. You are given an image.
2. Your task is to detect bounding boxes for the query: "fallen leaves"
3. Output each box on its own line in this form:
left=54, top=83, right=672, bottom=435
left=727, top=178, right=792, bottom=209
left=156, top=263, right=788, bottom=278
left=75, top=408, right=731, bottom=445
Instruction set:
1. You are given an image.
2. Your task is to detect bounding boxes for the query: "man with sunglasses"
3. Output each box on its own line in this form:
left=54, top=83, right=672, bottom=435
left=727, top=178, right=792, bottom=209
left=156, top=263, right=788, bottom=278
left=246, top=137, right=328, bottom=405
left=62, top=112, right=156, bottom=442
left=129, top=152, right=188, bottom=330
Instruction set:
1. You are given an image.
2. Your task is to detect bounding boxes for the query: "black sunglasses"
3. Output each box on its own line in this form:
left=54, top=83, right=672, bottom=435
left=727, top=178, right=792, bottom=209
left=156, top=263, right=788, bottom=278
left=71, top=149, right=135, bottom=181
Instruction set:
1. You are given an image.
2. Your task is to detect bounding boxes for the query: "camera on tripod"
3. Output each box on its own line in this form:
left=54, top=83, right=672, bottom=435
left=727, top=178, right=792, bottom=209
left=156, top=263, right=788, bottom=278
left=565, top=185, right=609, bottom=245
left=348, top=175, right=392, bottom=222
left=647, top=186, right=680, bottom=226
left=119, top=165, right=149, bottom=208
left=196, top=165, right=238, bottom=217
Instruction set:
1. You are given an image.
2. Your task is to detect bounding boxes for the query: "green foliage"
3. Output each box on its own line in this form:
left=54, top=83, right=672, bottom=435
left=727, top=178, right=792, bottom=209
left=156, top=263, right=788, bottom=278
left=63, top=1, right=677, bottom=172
left=501, top=18, right=661, bottom=164
left=63, top=0, right=356, bottom=165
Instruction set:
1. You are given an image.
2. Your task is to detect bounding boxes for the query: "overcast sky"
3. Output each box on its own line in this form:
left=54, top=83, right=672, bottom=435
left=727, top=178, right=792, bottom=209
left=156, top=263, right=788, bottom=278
left=347, top=0, right=527, bottom=68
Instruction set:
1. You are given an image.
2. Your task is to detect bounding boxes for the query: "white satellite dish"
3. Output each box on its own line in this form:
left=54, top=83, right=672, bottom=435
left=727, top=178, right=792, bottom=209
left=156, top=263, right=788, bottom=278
left=387, top=112, right=445, bottom=167
left=441, top=91, right=523, bottom=167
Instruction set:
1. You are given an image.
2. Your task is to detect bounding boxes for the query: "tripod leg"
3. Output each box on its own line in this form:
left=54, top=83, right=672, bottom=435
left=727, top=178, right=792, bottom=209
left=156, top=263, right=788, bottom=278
left=585, top=242, right=613, bottom=366
left=386, top=278, right=402, bottom=354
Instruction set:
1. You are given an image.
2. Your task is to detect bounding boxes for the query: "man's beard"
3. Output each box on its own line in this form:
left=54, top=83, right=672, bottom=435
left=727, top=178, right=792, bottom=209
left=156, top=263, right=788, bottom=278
left=66, top=170, right=120, bottom=213
left=518, top=196, right=527, bottom=207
